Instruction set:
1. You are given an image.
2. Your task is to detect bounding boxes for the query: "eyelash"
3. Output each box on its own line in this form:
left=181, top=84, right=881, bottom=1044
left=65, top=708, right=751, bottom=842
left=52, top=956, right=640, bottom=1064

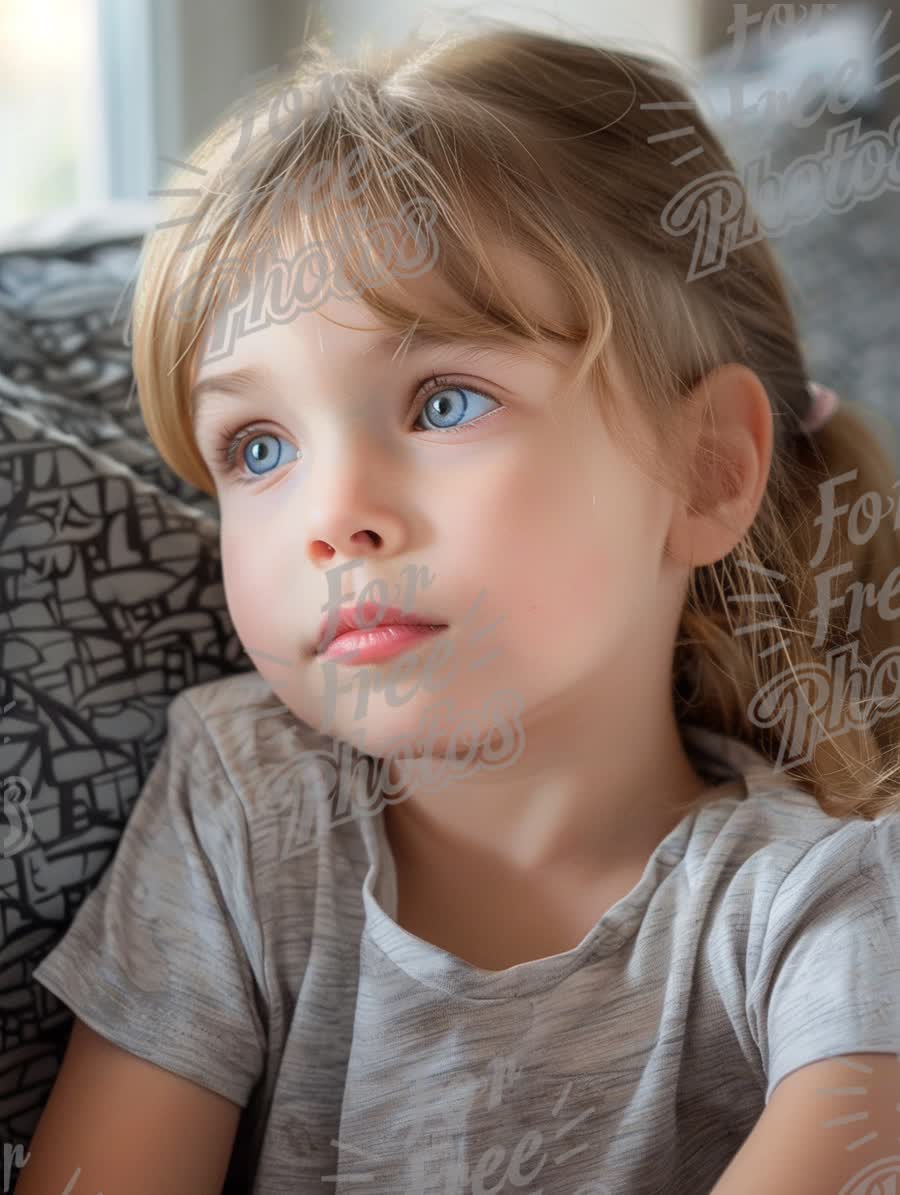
left=209, top=373, right=501, bottom=486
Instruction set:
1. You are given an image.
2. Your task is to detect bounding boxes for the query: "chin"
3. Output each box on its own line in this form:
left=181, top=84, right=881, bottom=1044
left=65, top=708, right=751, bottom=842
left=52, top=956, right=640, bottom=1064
left=321, top=688, right=527, bottom=782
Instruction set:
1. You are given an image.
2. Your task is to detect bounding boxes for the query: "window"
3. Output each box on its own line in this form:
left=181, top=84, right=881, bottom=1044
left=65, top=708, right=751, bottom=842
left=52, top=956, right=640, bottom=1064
left=0, top=0, right=106, bottom=229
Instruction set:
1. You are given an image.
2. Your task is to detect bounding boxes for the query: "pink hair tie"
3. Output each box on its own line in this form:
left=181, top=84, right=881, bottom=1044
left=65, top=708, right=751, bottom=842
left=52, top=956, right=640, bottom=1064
left=801, top=382, right=839, bottom=434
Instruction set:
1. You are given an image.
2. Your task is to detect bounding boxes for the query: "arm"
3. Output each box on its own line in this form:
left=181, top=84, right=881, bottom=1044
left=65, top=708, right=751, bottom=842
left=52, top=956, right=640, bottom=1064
left=17, top=1018, right=241, bottom=1195
left=730, top=814, right=900, bottom=1194
left=710, top=1051, right=900, bottom=1195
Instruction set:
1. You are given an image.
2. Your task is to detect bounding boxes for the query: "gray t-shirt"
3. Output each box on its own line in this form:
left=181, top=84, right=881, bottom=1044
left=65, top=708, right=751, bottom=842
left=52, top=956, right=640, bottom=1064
left=33, top=670, right=900, bottom=1194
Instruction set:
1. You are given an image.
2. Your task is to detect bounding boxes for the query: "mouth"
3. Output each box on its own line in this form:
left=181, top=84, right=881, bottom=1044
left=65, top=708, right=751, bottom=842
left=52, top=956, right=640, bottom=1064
left=317, top=622, right=448, bottom=665
left=314, top=602, right=448, bottom=659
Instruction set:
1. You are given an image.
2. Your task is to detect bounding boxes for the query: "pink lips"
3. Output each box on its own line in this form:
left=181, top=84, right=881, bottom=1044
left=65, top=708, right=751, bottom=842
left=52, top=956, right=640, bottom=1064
left=316, top=602, right=448, bottom=664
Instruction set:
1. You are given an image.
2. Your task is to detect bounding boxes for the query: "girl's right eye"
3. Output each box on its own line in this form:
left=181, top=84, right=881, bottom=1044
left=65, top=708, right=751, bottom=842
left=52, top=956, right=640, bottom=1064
left=212, top=424, right=300, bottom=485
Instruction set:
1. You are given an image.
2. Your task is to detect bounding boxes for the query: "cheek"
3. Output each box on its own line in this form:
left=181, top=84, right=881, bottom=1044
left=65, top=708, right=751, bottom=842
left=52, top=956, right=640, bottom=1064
left=220, top=522, right=313, bottom=715
left=432, top=475, right=562, bottom=680
left=463, top=448, right=660, bottom=653
left=220, top=523, right=271, bottom=652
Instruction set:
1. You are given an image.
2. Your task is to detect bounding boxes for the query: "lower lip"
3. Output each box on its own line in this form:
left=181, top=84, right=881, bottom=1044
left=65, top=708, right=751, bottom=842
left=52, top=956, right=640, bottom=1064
left=318, top=624, right=447, bottom=664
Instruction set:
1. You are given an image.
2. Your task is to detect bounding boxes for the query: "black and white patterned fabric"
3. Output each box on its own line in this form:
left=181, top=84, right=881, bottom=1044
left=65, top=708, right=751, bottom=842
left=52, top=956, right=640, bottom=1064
left=0, top=225, right=253, bottom=1162
left=0, top=41, right=897, bottom=1186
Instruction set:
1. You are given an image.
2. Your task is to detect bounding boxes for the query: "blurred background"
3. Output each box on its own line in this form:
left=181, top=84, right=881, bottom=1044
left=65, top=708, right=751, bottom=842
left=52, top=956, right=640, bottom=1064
left=0, top=0, right=896, bottom=240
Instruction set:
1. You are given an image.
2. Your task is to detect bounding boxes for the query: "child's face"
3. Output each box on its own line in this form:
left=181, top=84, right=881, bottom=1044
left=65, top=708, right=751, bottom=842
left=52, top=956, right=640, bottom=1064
left=190, top=245, right=687, bottom=765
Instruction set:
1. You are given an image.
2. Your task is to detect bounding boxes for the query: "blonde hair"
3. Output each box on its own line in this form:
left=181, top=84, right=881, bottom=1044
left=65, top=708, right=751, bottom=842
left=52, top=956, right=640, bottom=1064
left=130, top=22, right=900, bottom=819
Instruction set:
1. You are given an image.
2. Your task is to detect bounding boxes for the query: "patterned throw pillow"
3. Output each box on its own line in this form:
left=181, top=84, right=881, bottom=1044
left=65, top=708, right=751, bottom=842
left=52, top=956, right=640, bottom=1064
left=0, top=223, right=252, bottom=1160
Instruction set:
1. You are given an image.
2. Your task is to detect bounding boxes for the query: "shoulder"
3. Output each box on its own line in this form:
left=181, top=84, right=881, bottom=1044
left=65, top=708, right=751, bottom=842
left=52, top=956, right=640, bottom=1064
left=168, top=671, right=333, bottom=802
left=681, top=724, right=891, bottom=884
left=738, top=805, right=900, bottom=1102
left=169, top=671, right=376, bottom=864
left=687, top=721, right=900, bottom=941
left=677, top=727, right=900, bottom=950
left=750, top=801, right=899, bottom=942
left=678, top=732, right=900, bottom=1078
left=170, top=668, right=294, bottom=735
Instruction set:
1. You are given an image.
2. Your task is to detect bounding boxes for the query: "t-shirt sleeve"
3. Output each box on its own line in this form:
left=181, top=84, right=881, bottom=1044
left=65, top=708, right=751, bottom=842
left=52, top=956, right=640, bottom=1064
left=32, top=690, right=266, bottom=1108
left=746, top=813, right=900, bottom=1105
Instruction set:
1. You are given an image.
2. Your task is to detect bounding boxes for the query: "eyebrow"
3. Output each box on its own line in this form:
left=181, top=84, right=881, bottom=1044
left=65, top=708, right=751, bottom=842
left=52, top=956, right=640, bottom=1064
left=189, top=330, right=525, bottom=424
left=191, top=365, right=275, bottom=423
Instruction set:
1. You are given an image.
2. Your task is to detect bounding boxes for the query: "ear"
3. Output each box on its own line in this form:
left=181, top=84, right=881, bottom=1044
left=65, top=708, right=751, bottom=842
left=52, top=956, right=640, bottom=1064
left=665, top=365, right=774, bottom=569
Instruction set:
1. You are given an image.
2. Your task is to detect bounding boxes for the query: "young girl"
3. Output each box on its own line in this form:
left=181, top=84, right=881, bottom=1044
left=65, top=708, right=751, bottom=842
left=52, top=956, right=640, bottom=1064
left=23, top=22, right=900, bottom=1195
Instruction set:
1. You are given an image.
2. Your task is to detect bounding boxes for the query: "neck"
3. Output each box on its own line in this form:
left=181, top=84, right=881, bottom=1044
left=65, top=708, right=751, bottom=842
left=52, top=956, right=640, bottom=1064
left=380, top=671, right=710, bottom=879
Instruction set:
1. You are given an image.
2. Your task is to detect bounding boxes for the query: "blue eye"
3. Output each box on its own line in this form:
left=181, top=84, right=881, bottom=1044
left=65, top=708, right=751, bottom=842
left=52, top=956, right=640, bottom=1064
left=414, top=385, right=501, bottom=432
left=241, top=433, right=299, bottom=476
left=211, top=377, right=504, bottom=487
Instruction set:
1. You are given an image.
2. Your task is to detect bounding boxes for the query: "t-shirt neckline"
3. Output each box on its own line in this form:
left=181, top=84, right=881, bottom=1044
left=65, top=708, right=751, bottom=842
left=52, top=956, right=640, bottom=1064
left=356, top=724, right=756, bottom=1001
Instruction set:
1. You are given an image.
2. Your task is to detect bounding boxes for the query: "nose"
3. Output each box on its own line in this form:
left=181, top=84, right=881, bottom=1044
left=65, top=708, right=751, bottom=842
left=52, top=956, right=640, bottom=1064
left=304, top=433, right=409, bottom=568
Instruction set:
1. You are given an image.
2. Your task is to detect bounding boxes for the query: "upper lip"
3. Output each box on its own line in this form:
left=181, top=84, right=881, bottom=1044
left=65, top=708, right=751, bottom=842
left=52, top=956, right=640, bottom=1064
left=315, top=603, right=447, bottom=654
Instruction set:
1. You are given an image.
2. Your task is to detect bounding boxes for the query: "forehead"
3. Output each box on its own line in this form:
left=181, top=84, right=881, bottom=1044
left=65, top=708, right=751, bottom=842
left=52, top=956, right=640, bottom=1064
left=192, top=234, right=580, bottom=380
